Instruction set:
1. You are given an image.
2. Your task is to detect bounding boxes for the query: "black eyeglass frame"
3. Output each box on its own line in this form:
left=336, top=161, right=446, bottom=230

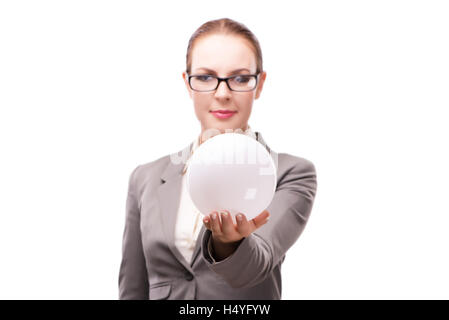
left=187, top=73, right=260, bottom=92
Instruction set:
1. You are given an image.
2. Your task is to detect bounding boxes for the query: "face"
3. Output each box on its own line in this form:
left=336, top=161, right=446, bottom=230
left=182, top=34, right=267, bottom=138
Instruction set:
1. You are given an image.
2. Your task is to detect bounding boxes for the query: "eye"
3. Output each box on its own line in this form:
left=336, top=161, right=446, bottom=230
left=234, top=75, right=251, bottom=83
left=196, top=75, right=214, bottom=82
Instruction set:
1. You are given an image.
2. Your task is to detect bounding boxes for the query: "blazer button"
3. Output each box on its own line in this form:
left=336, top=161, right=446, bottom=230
left=185, top=273, right=194, bottom=281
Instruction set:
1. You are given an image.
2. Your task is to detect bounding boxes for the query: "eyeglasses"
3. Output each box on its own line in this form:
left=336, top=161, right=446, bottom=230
left=187, top=73, right=260, bottom=92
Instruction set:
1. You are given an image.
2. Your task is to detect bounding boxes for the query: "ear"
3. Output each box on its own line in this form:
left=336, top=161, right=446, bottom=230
left=182, top=71, right=193, bottom=99
left=254, top=71, right=267, bottom=100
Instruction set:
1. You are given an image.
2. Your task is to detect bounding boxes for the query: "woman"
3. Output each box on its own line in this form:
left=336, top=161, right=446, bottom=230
left=118, top=17, right=318, bottom=300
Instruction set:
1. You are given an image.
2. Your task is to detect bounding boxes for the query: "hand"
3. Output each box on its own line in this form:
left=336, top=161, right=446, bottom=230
left=202, top=209, right=270, bottom=245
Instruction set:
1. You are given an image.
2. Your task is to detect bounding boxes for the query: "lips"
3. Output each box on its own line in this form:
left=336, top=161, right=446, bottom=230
left=210, top=109, right=237, bottom=119
left=210, top=109, right=237, bottom=113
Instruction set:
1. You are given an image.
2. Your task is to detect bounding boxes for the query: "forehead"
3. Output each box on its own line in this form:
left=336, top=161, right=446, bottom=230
left=191, top=34, right=256, bottom=74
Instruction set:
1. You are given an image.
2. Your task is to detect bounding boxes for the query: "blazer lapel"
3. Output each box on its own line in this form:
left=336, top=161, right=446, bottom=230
left=157, top=141, right=196, bottom=272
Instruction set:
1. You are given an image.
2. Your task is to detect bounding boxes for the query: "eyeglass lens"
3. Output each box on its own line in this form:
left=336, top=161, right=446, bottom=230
left=190, top=75, right=257, bottom=91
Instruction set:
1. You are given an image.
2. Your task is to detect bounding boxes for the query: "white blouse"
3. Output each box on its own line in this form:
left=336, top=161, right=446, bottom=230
left=174, top=125, right=257, bottom=264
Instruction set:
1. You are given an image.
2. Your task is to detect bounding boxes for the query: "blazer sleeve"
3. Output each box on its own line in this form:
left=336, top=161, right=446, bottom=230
left=118, top=165, right=149, bottom=299
left=200, top=157, right=317, bottom=289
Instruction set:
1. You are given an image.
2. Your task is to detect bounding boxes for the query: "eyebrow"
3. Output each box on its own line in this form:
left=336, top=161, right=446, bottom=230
left=194, top=68, right=252, bottom=75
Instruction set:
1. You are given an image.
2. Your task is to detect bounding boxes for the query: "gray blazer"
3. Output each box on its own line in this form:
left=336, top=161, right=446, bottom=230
left=118, top=131, right=317, bottom=300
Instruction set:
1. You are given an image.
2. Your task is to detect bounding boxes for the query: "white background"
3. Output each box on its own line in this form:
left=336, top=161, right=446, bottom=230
left=0, top=0, right=448, bottom=299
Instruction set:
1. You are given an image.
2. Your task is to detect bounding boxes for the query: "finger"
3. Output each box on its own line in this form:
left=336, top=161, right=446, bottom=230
left=202, top=215, right=211, bottom=230
left=220, top=210, right=236, bottom=235
left=209, top=211, right=222, bottom=235
left=250, top=210, right=270, bottom=229
left=235, top=213, right=252, bottom=237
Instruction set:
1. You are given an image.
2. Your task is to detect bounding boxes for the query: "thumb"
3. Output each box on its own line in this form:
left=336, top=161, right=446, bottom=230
left=251, top=210, right=270, bottom=229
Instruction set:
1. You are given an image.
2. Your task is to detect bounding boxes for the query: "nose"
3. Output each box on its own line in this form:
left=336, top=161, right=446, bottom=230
left=215, top=79, right=232, bottom=96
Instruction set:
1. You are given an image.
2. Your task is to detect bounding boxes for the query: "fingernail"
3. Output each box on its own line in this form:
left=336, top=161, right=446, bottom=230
left=237, top=214, right=243, bottom=222
left=221, top=211, right=227, bottom=218
left=212, top=213, right=217, bottom=220
left=203, top=217, right=209, bottom=223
